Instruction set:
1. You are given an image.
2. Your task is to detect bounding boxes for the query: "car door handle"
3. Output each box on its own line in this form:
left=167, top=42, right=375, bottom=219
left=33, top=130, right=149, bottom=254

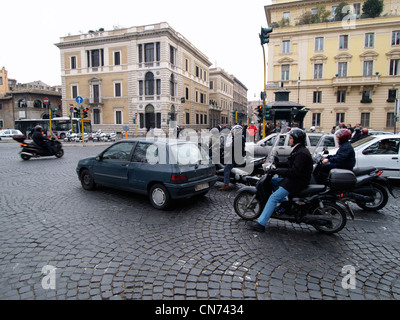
left=392, top=157, right=398, bottom=160
left=121, top=163, right=129, bottom=167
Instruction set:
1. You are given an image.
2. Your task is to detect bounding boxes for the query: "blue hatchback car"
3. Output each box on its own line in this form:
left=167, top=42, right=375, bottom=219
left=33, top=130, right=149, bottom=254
left=76, top=138, right=217, bottom=210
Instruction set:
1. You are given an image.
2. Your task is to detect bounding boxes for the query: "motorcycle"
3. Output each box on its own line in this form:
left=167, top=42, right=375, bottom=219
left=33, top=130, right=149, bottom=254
left=13, top=133, right=64, bottom=160
left=312, top=144, right=395, bottom=212
left=233, top=132, right=356, bottom=234
left=64, top=130, right=78, bottom=142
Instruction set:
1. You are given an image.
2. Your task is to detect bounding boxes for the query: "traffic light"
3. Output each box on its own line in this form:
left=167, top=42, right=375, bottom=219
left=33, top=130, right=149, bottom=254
left=74, top=107, right=80, bottom=118
left=264, top=106, right=272, bottom=120
left=259, top=27, right=273, bottom=45
left=83, top=108, right=89, bottom=118
left=50, top=108, right=57, bottom=118
left=231, top=110, right=237, bottom=122
left=256, top=105, right=263, bottom=120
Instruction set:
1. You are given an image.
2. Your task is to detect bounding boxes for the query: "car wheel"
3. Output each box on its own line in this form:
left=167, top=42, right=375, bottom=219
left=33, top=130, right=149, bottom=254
left=149, top=184, right=171, bottom=210
left=80, top=169, right=95, bottom=190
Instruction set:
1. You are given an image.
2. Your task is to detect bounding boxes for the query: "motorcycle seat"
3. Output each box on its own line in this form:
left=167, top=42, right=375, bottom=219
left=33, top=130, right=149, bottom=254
left=353, top=167, right=376, bottom=176
left=296, top=184, right=326, bottom=197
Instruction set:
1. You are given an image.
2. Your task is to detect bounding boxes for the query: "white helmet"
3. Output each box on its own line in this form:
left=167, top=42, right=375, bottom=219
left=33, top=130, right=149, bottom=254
left=230, top=125, right=243, bottom=135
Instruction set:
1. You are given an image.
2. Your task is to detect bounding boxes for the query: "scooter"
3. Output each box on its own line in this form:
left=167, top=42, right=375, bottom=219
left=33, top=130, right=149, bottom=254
left=233, top=163, right=355, bottom=234
left=312, top=152, right=395, bottom=212
left=13, top=133, right=64, bottom=161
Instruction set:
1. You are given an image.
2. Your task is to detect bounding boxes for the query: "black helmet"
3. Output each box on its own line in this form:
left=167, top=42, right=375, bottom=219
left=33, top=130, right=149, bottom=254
left=289, top=128, right=306, bottom=145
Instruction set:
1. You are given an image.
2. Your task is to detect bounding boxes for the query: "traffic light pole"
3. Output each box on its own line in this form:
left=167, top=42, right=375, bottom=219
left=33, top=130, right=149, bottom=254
left=80, top=106, right=85, bottom=145
left=262, top=45, right=267, bottom=139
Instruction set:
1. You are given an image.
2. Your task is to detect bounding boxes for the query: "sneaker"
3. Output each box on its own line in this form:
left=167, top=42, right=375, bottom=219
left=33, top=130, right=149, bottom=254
left=219, top=184, right=230, bottom=191
left=248, top=221, right=265, bottom=232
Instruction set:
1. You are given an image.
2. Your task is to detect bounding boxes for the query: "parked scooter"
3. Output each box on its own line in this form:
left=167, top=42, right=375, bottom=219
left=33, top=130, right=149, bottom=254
left=312, top=152, right=395, bottom=212
left=215, top=157, right=266, bottom=185
left=13, top=133, right=64, bottom=160
left=64, top=130, right=78, bottom=142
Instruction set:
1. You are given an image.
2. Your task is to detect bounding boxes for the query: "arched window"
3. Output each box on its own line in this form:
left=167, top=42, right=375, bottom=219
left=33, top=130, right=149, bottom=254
left=34, top=100, right=42, bottom=108
left=18, top=99, right=27, bottom=108
left=145, top=72, right=154, bottom=95
left=170, top=74, right=175, bottom=97
left=145, top=104, right=155, bottom=130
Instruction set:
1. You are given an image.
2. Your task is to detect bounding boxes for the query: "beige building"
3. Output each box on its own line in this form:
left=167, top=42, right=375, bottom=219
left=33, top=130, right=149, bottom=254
left=232, top=75, right=248, bottom=125
left=209, top=67, right=234, bottom=126
left=264, top=0, right=400, bottom=132
left=55, top=22, right=212, bottom=135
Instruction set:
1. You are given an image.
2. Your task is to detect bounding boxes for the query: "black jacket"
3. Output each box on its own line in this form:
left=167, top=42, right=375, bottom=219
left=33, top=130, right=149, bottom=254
left=32, top=131, right=49, bottom=146
left=327, top=141, right=355, bottom=170
left=275, top=144, right=313, bottom=194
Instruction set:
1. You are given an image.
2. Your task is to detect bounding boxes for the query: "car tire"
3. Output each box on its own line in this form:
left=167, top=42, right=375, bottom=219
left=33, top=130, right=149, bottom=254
left=149, top=183, right=171, bottom=210
left=80, top=169, right=95, bottom=190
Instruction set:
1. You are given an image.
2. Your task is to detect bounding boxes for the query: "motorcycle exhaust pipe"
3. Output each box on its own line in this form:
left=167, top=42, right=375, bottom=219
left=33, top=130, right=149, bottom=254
left=346, top=192, right=374, bottom=203
left=21, top=152, right=34, bottom=157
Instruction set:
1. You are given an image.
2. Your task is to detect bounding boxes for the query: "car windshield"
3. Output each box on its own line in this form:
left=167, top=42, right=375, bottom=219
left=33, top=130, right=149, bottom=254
left=351, top=136, right=377, bottom=149
left=170, top=143, right=209, bottom=165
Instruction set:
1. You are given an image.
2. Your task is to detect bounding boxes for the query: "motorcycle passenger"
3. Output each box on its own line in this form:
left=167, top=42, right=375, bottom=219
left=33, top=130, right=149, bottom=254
left=248, top=128, right=313, bottom=232
left=32, top=125, right=54, bottom=154
left=219, top=125, right=246, bottom=191
left=318, top=129, right=355, bottom=183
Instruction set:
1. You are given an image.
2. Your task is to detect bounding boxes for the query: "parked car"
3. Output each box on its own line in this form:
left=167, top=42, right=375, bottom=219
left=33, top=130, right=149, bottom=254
left=245, top=132, right=334, bottom=161
left=76, top=138, right=218, bottom=210
left=324, top=135, right=400, bottom=179
left=0, top=129, right=23, bottom=140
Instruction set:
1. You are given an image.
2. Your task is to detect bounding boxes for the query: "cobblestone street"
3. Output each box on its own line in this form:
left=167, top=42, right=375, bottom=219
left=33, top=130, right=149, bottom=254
left=1, top=141, right=400, bottom=300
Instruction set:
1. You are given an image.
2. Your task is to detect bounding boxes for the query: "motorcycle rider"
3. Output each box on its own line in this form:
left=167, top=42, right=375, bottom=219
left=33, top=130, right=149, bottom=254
left=318, top=129, right=356, bottom=183
left=248, top=128, right=313, bottom=232
left=32, top=125, right=54, bottom=154
left=219, top=125, right=246, bottom=191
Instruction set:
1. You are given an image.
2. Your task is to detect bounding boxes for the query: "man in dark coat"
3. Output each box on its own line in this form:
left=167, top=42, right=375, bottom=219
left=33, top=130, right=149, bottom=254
left=32, top=126, right=53, bottom=154
left=248, top=128, right=313, bottom=232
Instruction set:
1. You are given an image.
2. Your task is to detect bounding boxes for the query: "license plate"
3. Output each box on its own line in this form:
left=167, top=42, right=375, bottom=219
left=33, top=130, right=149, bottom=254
left=195, top=183, right=209, bottom=191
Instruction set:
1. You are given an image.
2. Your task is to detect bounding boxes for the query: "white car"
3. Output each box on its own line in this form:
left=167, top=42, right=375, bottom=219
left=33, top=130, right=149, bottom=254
left=326, top=135, right=400, bottom=179
left=246, top=132, right=336, bottom=162
left=0, top=129, right=23, bottom=140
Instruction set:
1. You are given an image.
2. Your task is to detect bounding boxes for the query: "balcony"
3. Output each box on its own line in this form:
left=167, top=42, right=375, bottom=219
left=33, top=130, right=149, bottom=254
left=85, top=97, right=104, bottom=105
left=332, top=75, right=381, bottom=87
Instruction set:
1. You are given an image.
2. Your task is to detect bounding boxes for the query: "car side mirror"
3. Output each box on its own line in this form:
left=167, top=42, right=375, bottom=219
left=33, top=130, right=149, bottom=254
left=95, top=155, right=103, bottom=161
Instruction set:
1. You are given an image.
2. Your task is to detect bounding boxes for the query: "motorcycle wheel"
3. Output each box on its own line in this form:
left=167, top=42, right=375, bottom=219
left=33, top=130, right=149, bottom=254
left=233, top=191, right=262, bottom=220
left=21, top=154, right=31, bottom=161
left=55, top=149, right=64, bottom=158
left=311, top=201, right=347, bottom=234
left=356, top=183, right=388, bottom=211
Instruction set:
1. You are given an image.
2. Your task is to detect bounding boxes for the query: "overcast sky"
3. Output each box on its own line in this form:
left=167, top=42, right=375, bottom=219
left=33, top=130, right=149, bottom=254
left=1, top=0, right=271, bottom=100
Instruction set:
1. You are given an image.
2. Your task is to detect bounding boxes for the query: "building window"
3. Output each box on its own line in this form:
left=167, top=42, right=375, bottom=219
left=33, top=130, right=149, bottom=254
left=138, top=44, right=143, bottom=63
left=337, top=90, right=346, bottom=103
left=389, top=59, right=399, bottom=76
left=145, top=72, right=154, bottom=95
left=315, top=37, right=324, bottom=51
left=388, top=89, right=398, bottom=102
left=93, top=109, right=100, bottom=124
left=185, top=59, right=189, bottom=71
left=70, top=56, right=77, bottom=69
left=114, top=51, right=121, bottom=66
left=313, top=91, right=322, bottom=103
left=365, top=33, right=374, bottom=48
left=361, top=112, right=370, bottom=127
left=71, top=85, right=78, bottom=99
left=281, top=64, right=290, bottom=81
left=387, top=113, right=395, bottom=128
left=87, top=49, right=104, bottom=68
left=115, top=110, right=122, bottom=124
left=186, top=112, right=190, bottom=124
left=185, top=87, right=189, bottom=100
left=312, top=113, right=321, bottom=127
left=339, top=35, right=348, bottom=49
left=353, top=3, right=361, bottom=15
left=363, top=61, right=373, bottom=76
left=282, top=40, right=290, bottom=53
left=314, top=64, right=323, bottom=79
left=156, top=42, right=160, bottom=62
left=170, top=45, right=175, bottom=65
left=338, top=62, right=347, bottom=77
left=145, top=43, right=154, bottom=62
left=170, top=74, right=175, bottom=97
left=196, top=66, right=199, bottom=77
left=392, top=31, right=400, bottom=46
left=157, top=79, right=161, bottom=96
left=114, top=82, right=122, bottom=97
left=336, top=113, right=345, bottom=125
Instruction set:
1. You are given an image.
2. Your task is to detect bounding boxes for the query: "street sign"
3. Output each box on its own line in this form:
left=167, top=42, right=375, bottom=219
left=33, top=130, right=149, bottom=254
left=44, top=97, right=49, bottom=105
left=76, top=96, right=83, bottom=104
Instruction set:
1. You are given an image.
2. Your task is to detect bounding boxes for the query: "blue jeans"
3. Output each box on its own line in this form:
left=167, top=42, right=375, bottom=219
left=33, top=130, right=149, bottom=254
left=224, top=163, right=235, bottom=184
left=257, top=177, right=290, bottom=226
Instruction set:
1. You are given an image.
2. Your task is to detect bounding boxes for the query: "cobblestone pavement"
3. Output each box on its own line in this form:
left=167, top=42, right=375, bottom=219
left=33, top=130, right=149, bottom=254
left=0, top=141, right=400, bottom=300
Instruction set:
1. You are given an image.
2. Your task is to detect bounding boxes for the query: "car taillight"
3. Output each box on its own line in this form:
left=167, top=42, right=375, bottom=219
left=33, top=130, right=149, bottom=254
left=20, top=143, right=27, bottom=147
left=171, top=174, right=188, bottom=183
left=376, top=171, right=383, bottom=177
